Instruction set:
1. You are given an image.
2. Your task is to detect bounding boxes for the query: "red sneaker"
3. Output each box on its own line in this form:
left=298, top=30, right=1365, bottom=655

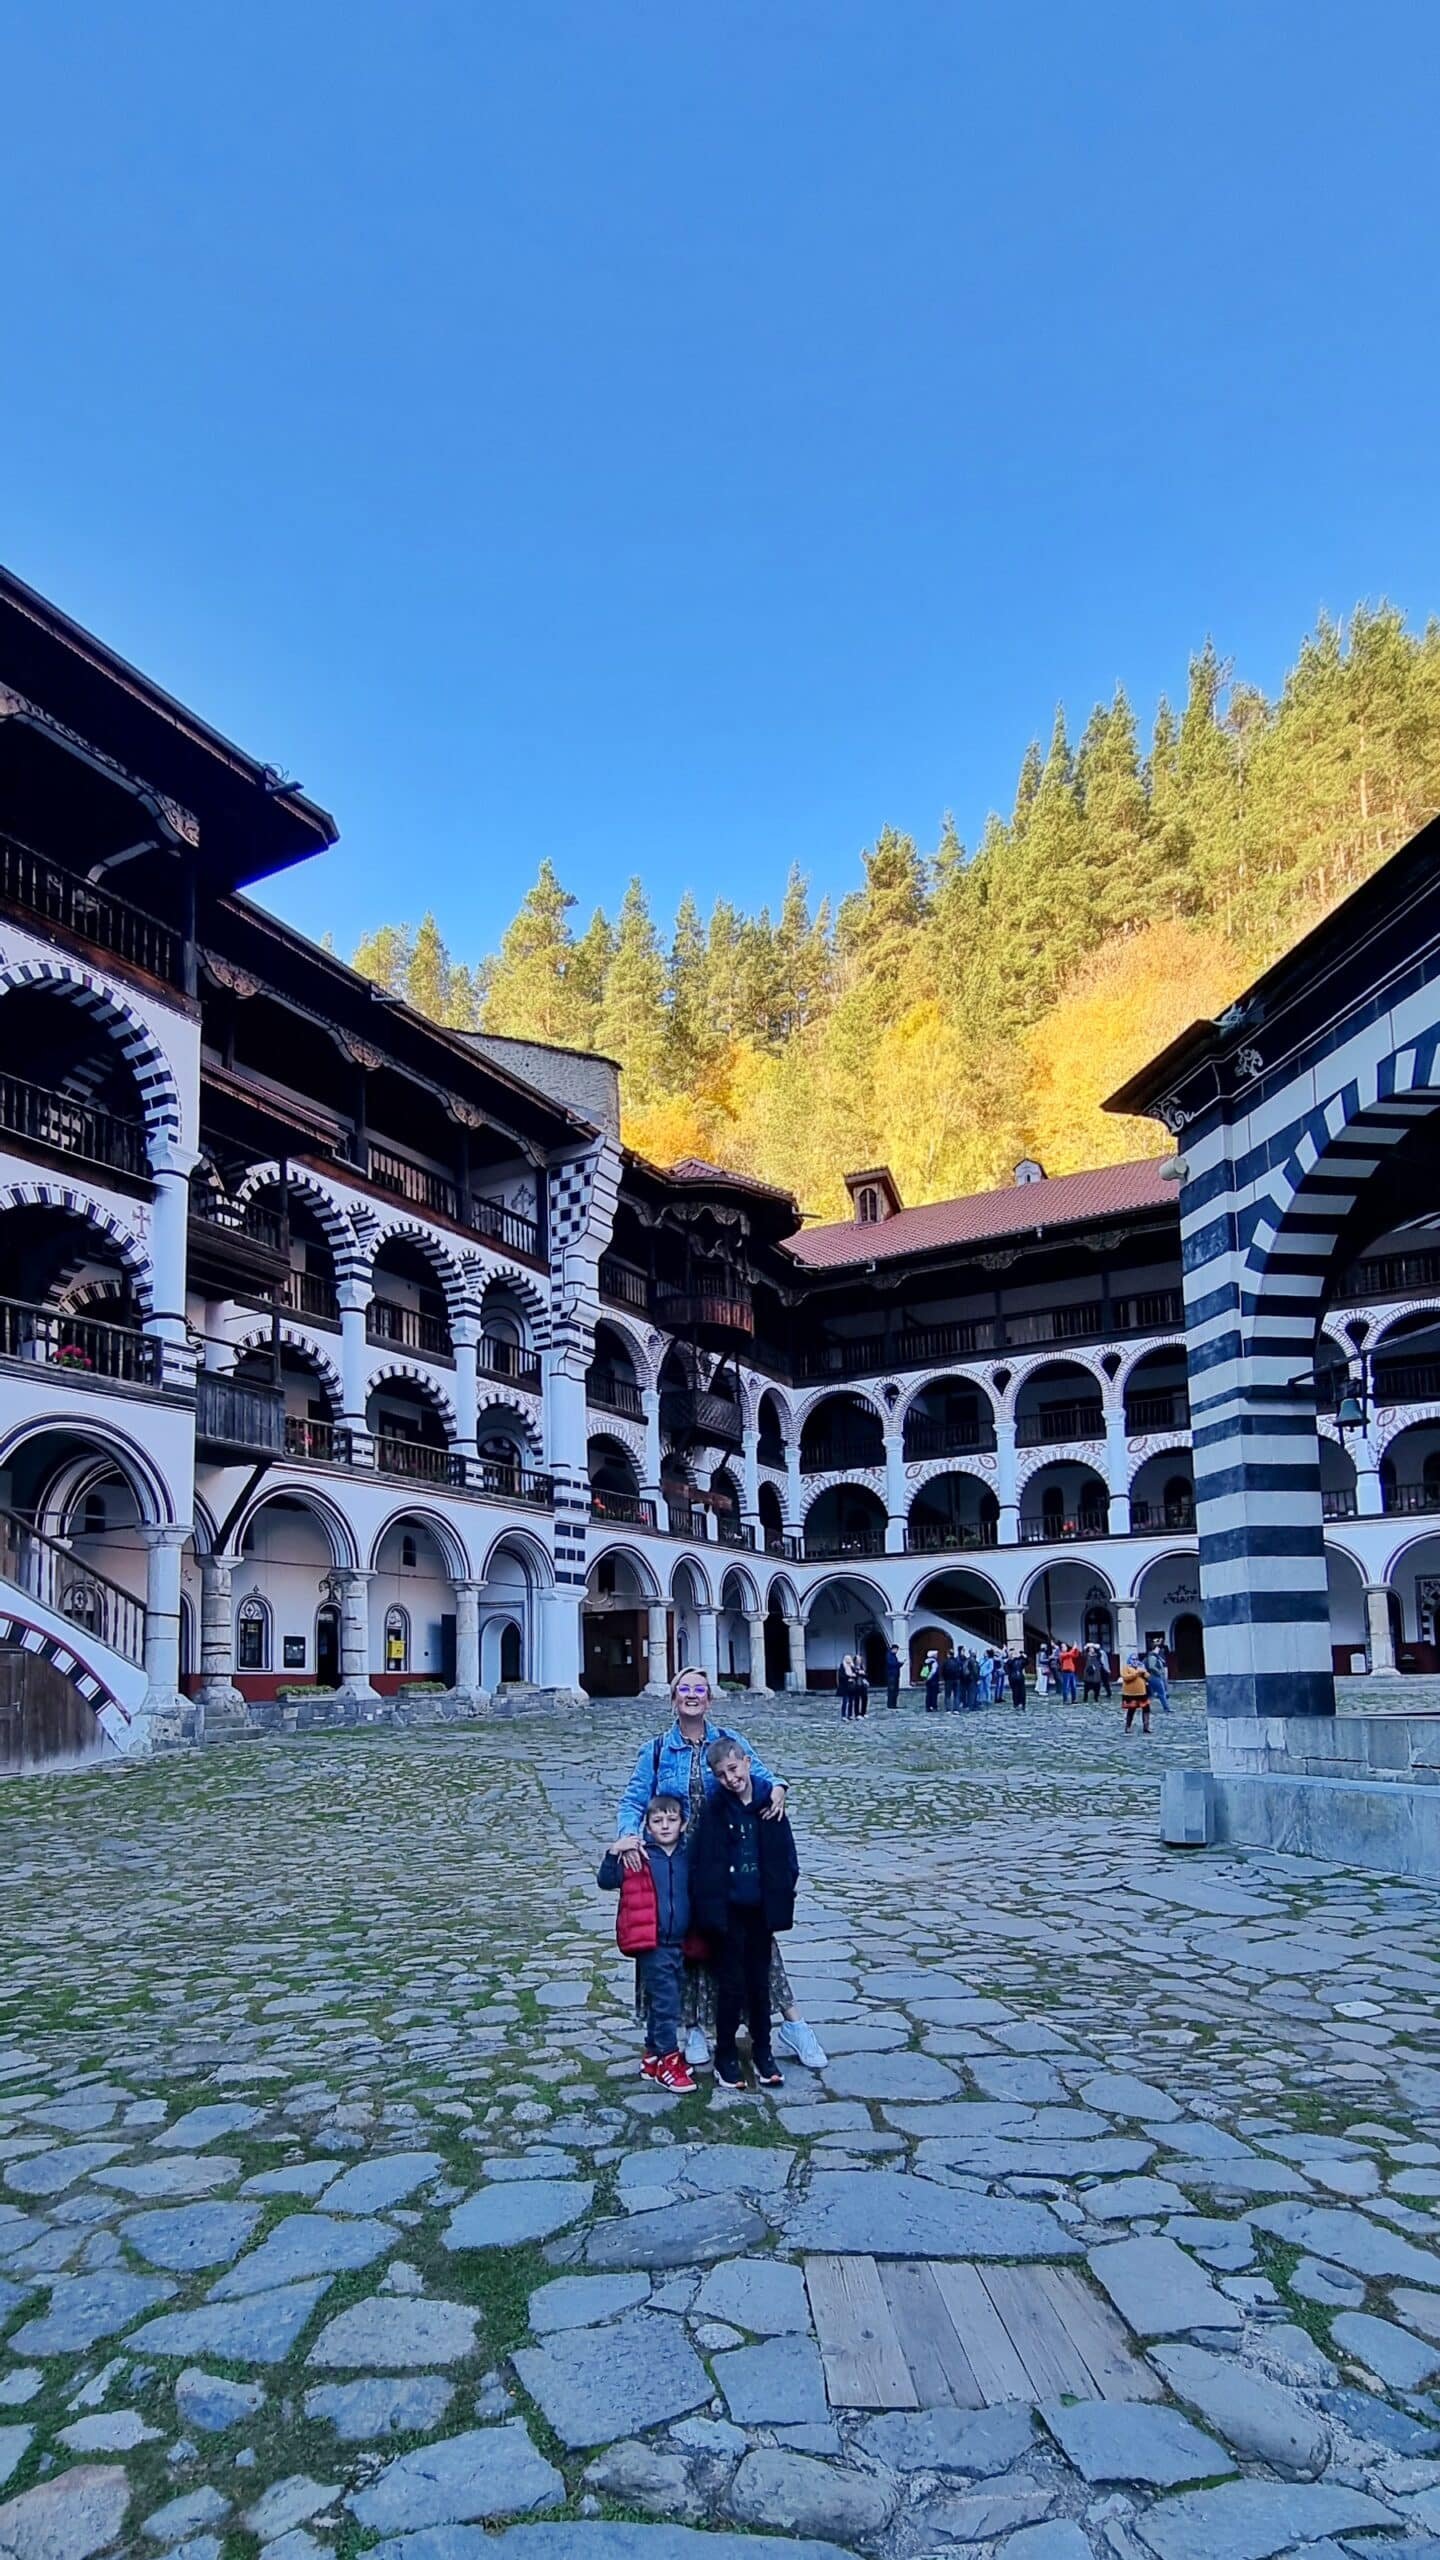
left=654, top=2050, right=697, bottom=2094
left=640, top=2053, right=659, bottom=2081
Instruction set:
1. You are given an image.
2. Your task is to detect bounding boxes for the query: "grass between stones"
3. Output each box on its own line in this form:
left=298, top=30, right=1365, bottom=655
left=1253, top=2233, right=1338, bottom=2352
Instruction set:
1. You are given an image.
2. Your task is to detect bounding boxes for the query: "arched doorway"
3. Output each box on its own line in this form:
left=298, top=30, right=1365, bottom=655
left=583, top=1547, right=657, bottom=1697
left=802, top=1574, right=893, bottom=1691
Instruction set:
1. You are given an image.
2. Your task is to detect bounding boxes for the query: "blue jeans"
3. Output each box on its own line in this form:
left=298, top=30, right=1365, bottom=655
left=1060, top=1671, right=1077, bottom=1702
left=640, top=1944, right=685, bottom=2055
left=1148, top=1671, right=1170, bottom=1713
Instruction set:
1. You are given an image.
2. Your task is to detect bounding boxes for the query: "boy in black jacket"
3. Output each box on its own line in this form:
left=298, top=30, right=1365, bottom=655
left=691, top=1737, right=799, bottom=2091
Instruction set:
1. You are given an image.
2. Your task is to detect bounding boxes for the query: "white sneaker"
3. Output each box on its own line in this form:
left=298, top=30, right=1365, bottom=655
left=774, top=2018, right=828, bottom=2070
left=684, top=2027, right=711, bottom=2069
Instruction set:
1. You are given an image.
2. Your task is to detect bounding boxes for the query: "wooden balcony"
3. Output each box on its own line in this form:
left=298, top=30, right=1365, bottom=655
left=0, top=1297, right=162, bottom=1390
left=660, top=1386, right=745, bottom=1450
left=196, top=1371, right=287, bottom=1458
left=366, top=1297, right=453, bottom=1362
left=0, top=1069, right=147, bottom=1181
left=0, top=829, right=179, bottom=984
left=188, top=1188, right=292, bottom=1296
left=1015, top=1404, right=1105, bottom=1447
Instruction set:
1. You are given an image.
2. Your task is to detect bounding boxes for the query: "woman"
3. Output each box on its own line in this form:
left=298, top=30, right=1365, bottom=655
left=922, top=1647, right=941, bottom=1713
left=610, top=1666, right=829, bottom=2072
left=836, top=1653, right=855, bottom=1720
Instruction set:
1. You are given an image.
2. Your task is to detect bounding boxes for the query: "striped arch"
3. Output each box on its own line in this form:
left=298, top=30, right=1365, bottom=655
left=766, top=1572, right=800, bottom=1618
left=588, top=1417, right=647, bottom=1475
left=476, top=1392, right=544, bottom=1459
left=894, top=1369, right=1000, bottom=1429
left=795, top=1381, right=891, bottom=1433
left=589, top=1311, right=654, bottom=1391
left=474, top=1263, right=550, bottom=1347
left=749, top=1377, right=794, bottom=1438
left=0, top=958, right=184, bottom=1153
left=0, top=1608, right=132, bottom=1738
left=0, top=1411, right=175, bottom=1529
left=366, top=1362, right=458, bottom=1436
left=0, top=1181, right=154, bottom=1315
left=1124, top=1434, right=1192, bottom=1489
left=1241, top=1040, right=1440, bottom=1310
left=1014, top=1445, right=1110, bottom=1499
left=366, top=1219, right=467, bottom=1315
left=1018, top=1554, right=1115, bottom=1610
left=237, top=1165, right=359, bottom=1272
left=231, top=1325, right=344, bottom=1416
left=719, top=1561, right=762, bottom=1615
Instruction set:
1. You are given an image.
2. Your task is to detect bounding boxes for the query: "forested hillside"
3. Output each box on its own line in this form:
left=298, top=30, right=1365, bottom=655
left=351, top=609, right=1440, bottom=1220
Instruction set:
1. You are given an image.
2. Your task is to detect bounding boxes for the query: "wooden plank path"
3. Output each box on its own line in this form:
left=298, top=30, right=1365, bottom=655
left=806, top=2255, right=1163, bottom=2411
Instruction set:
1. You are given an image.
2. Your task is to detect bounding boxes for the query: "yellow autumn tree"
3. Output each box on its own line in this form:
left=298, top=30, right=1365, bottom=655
left=1021, top=920, right=1252, bottom=1173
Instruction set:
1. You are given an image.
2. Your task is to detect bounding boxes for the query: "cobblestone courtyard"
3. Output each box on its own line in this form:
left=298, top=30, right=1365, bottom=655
left=7, top=1693, right=1440, bottom=2560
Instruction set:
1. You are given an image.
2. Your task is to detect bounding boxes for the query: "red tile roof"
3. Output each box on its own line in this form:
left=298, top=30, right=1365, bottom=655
left=667, top=1156, right=796, bottom=1201
left=784, top=1154, right=1175, bottom=1268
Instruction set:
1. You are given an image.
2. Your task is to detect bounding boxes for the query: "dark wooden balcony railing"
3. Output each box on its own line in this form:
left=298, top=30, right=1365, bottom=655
left=0, top=830, right=179, bottom=983
left=374, top=1434, right=453, bottom=1484
left=366, top=1297, right=453, bottom=1360
left=480, top=1337, right=542, bottom=1393
left=764, top=1531, right=804, bottom=1560
left=1383, top=1480, right=1440, bottom=1517
left=1006, top=1303, right=1105, bottom=1348
left=1130, top=1495, right=1197, bottom=1532
left=1111, top=1290, right=1185, bottom=1333
left=0, top=1070, right=147, bottom=1180
left=590, top=1487, right=658, bottom=1529
left=902, top=1414, right=996, bottom=1460
left=368, top=1144, right=458, bottom=1221
left=587, top=1370, right=645, bottom=1419
left=190, top=1189, right=288, bottom=1255
left=1376, top=1361, right=1440, bottom=1407
left=467, top=1194, right=541, bottom=1260
left=897, top=1317, right=999, bottom=1364
left=1340, top=1248, right=1440, bottom=1302
left=905, top=1517, right=1000, bottom=1554
left=798, top=1290, right=1186, bottom=1381
left=799, top=1433, right=886, bottom=1475
left=666, top=1501, right=708, bottom=1539
left=0, top=1506, right=146, bottom=1664
left=284, top=1413, right=353, bottom=1464
left=599, top=1257, right=650, bottom=1312
left=1320, top=1487, right=1358, bottom=1521
left=1016, top=1404, right=1105, bottom=1447
left=655, top=1287, right=755, bottom=1337
left=0, top=1296, right=161, bottom=1388
left=757, top=1436, right=788, bottom=1470
left=1124, top=1389, right=1191, bottom=1434
left=197, top=1371, right=287, bottom=1455
left=717, top=1515, right=755, bottom=1548
left=803, top=1525, right=886, bottom=1560
left=660, top=1386, right=744, bottom=1450
left=1018, top=1509, right=1110, bottom=1544
left=461, top=1456, right=553, bottom=1508
left=279, top=1268, right=341, bottom=1327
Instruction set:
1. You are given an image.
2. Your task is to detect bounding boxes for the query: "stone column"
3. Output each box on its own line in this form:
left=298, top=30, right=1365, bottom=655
left=696, top=1603, right=720, bottom=1683
left=995, top=1416, right=1018, bottom=1545
left=745, top=1614, right=771, bottom=1696
left=787, top=1616, right=807, bottom=1694
left=138, top=1524, right=188, bottom=1746
left=337, top=1277, right=372, bottom=1457
left=538, top=1588, right=586, bottom=1702
left=146, top=1144, right=200, bottom=1357
left=1115, top=1596, right=1139, bottom=1661
left=786, top=1446, right=804, bottom=1540
left=451, top=1317, right=480, bottom=1457
left=1365, top=1583, right=1399, bottom=1677
left=888, top=1608, right=909, bottom=1673
left=1105, top=1401, right=1130, bottom=1539
left=1004, top=1604, right=1025, bottom=1655
left=884, top=1427, right=907, bottom=1553
left=1354, top=1429, right=1384, bottom=1518
left=452, top=1578, right=486, bottom=1703
left=640, top=1385, right=663, bottom=1504
left=644, top=1601, right=671, bottom=1696
left=333, top=1569, right=377, bottom=1704
left=196, top=1552, right=245, bottom=1718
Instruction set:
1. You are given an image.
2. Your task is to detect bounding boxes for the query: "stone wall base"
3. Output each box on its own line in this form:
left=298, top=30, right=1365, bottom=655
left=1207, top=1768, right=1440, bottom=1884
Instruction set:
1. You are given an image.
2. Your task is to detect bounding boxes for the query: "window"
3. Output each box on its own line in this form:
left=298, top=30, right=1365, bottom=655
left=857, top=1188, right=878, bottom=1225
left=384, top=1604, right=410, bottom=1672
left=237, top=1595, right=270, bottom=1671
left=400, top=1534, right=417, bottom=1569
left=81, top=1493, right=107, bottom=1536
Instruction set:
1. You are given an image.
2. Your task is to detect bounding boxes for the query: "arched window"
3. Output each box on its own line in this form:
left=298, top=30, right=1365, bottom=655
left=500, top=1621, right=522, bottom=1683
left=81, top=1493, right=107, bottom=1536
left=236, top=1594, right=271, bottom=1672
left=858, top=1188, right=878, bottom=1224
left=400, top=1534, right=417, bottom=1570
left=384, top=1604, right=410, bottom=1673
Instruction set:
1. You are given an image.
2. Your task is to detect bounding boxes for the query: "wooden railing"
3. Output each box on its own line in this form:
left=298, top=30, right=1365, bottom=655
left=802, top=1525, right=886, bottom=1560
left=279, top=1269, right=341, bottom=1325
left=1018, top=1510, right=1109, bottom=1543
left=480, top=1337, right=542, bottom=1393
left=197, top=1372, right=287, bottom=1453
left=1016, top=1404, right=1105, bottom=1447
left=0, top=1506, right=145, bottom=1663
left=1124, top=1389, right=1191, bottom=1433
left=367, top=1297, right=452, bottom=1360
left=0, top=830, right=179, bottom=982
left=0, top=1070, right=147, bottom=1179
left=590, top=1488, right=658, bottom=1529
left=1383, top=1481, right=1440, bottom=1516
left=905, top=1518, right=999, bottom=1553
left=467, top=1193, right=541, bottom=1260
left=1130, top=1496, right=1197, bottom=1532
left=902, top=1414, right=996, bottom=1459
left=0, top=1297, right=161, bottom=1387
left=799, top=1434, right=886, bottom=1475
left=587, top=1370, right=644, bottom=1418
left=284, top=1414, right=353, bottom=1464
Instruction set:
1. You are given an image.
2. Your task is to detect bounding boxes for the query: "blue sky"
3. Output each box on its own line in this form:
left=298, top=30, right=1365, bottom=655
left=5, top=1, right=1438, bottom=959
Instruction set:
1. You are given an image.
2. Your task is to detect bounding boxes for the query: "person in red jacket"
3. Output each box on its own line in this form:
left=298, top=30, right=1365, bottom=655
left=597, top=1793, right=696, bottom=2093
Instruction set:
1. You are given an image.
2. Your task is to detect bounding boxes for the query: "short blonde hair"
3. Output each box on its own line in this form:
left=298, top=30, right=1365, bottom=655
left=670, top=1666, right=713, bottom=1703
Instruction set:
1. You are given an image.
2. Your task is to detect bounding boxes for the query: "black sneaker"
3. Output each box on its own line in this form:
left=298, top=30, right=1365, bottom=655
left=752, top=2053, right=784, bottom=2087
left=713, top=2055, right=745, bottom=2089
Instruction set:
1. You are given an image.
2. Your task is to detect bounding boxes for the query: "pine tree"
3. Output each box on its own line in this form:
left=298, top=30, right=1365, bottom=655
left=352, top=922, right=414, bottom=995
left=485, top=859, right=591, bottom=1046
left=597, top=878, right=667, bottom=1100
left=664, top=891, right=710, bottom=1087
left=1078, top=688, right=1157, bottom=933
left=834, top=825, right=930, bottom=1013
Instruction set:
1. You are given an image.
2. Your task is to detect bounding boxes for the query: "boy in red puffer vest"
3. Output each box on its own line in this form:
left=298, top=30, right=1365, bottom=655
left=597, top=1793, right=696, bottom=2093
